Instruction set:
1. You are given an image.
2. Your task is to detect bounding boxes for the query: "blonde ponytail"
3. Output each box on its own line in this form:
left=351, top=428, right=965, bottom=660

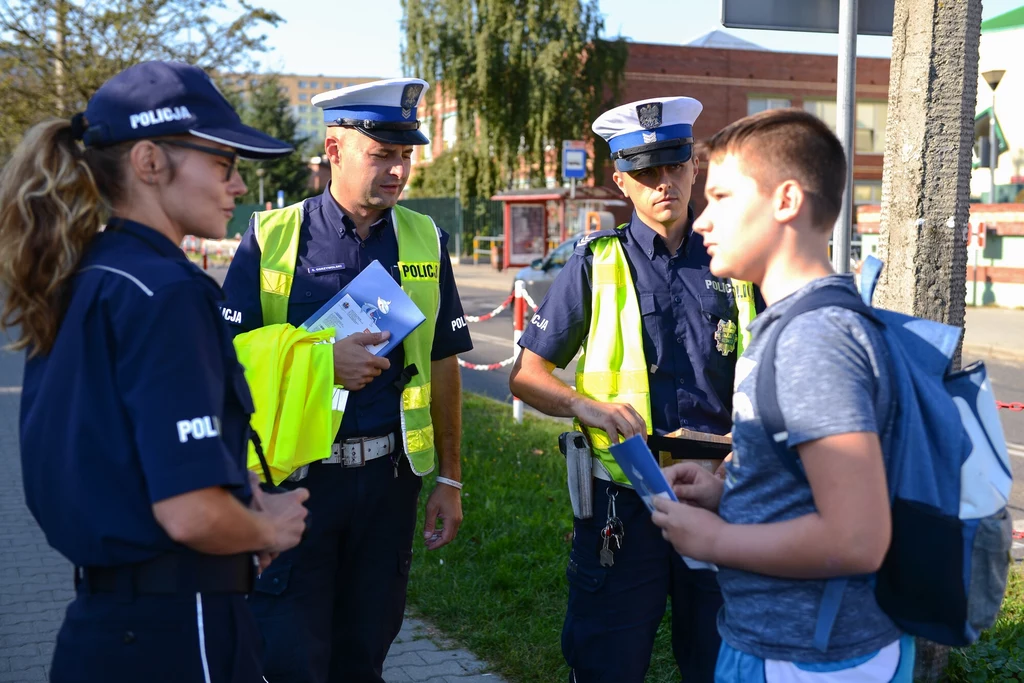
left=0, top=119, right=127, bottom=356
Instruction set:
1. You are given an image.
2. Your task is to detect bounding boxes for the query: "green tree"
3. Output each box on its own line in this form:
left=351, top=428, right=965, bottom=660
left=0, top=0, right=283, bottom=158
left=402, top=0, right=627, bottom=197
left=236, top=75, right=312, bottom=206
left=406, top=142, right=500, bottom=201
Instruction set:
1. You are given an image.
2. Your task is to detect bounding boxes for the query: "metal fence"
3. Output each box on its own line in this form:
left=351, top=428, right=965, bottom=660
left=399, top=197, right=504, bottom=257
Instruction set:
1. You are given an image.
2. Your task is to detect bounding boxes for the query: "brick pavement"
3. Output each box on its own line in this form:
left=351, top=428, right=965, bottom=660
left=0, top=345, right=505, bottom=683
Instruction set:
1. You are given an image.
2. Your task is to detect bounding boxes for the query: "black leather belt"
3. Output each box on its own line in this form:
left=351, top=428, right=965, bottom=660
left=76, top=552, right=256, bottom=595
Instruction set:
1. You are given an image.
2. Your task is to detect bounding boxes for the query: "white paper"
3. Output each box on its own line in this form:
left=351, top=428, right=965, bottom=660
left=305, top=293, right=387, bottom=355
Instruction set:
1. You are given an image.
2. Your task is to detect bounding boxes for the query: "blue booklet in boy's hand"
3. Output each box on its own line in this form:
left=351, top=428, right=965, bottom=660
left=301, top=260, right=426, bottom=358
left=609, top=434, right=717, bottom=571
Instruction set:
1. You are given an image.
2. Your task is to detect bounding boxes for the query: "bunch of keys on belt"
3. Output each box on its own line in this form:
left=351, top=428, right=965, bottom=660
left=599, top=490, right=625, bottom=567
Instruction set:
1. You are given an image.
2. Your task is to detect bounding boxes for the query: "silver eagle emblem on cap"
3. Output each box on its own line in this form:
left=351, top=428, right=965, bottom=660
left=636, top=102, right=663, bottom=130
left=400, top=84, right=423, bottom=119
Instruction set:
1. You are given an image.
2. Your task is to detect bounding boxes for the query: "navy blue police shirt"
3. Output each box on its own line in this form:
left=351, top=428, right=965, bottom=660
left=20, top=219, right=254, bottom=567
left=518, top=211, right=736, bottom=435
left=220, top=185, right=473, bottom=440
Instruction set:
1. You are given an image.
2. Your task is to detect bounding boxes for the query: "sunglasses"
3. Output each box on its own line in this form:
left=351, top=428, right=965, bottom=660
left=156, top=140, right=238, bottom=181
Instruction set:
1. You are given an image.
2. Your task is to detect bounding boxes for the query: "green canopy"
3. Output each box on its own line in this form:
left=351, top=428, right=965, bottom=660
left=982, top=6, right=1024, bottom=33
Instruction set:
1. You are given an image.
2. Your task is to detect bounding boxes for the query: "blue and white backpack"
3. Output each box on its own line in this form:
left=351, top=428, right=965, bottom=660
left=756, top=256, right=1013, bottom=650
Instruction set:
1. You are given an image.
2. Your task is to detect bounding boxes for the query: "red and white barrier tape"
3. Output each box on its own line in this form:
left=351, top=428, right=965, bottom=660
left=521, top=287, right=539, bottom=312
left=457, top=356, right=517, bottom=371
left=465, top=294, right=514, bottom=323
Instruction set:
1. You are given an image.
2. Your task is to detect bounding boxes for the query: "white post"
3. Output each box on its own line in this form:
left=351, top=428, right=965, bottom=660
left=832, top=0, right=858, bottom=274
left=512, top=279, right=525, bottom=424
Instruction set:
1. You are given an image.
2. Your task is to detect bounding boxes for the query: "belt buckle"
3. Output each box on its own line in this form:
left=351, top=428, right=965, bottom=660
left=341, top=437, right=367, bottom=467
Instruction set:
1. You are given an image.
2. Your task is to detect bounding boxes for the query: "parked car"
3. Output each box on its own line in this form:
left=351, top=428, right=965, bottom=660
left=513, top=236, right=579, bottom=304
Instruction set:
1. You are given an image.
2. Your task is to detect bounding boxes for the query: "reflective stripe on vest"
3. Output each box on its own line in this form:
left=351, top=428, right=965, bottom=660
left=574, top=236, right=652, bottom=485
left=253, top=201, right=441, bottom=476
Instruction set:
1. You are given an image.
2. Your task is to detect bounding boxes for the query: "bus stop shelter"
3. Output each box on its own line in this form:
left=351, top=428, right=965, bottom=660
left=490, top=186, right=627, bottom=270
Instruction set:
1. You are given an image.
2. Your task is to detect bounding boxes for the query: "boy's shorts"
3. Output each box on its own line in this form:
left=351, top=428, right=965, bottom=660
left=715, top=635, right=915, bottom=682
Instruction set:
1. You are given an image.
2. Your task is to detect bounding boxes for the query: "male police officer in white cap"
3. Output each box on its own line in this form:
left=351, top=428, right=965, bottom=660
left=222, top=78, right=472, bottom=683
left=511, top=97, right=745, bottom=682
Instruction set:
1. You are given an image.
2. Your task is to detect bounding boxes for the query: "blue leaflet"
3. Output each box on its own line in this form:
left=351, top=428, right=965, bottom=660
left=301, top=260, right=426, bottom=357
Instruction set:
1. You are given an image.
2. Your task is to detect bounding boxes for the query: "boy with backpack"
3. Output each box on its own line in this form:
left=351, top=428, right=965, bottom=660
left=650, top=108, right=1012, bottom=680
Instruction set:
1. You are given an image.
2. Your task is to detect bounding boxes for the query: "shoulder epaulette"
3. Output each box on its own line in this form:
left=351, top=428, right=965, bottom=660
left=574, top=226, right=626, bottom=255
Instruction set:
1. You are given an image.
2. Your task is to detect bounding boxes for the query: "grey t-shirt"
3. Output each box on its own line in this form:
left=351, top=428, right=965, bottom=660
left=716, top=274, right=902, bottom=662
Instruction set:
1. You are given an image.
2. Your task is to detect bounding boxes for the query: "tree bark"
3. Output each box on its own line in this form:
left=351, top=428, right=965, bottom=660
left=877, top=1, right=983, bottom=678
left=876, top=0, right=982, bottom=372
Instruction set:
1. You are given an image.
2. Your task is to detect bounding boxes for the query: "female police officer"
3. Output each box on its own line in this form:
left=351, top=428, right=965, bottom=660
left=0, top=61, right=310, bottom=682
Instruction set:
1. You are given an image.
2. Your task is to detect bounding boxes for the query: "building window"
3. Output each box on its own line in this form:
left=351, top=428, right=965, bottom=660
left=442, top=113, right=457, bottom=150
left=299, top=94, right=308, bottom=102
left=298, top=80, right=307, bottom=88
left=853, top=181, right=882, bottom=204
left=310, top=80, right=318, bottom=89
left=299, top=105, right=308, bottom=113
left=747, top=96, right=791, bottom=116
left=804, top=100, right=887, bottom=154
left=856, top=102, right=887, bottom=154
left=335, top=81, right=345, bottom=89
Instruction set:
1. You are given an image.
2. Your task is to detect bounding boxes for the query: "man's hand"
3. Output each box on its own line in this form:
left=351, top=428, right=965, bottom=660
left=333, top=331, right=391, bottom=390
left=650, top=497, right=723, bottom=560
left=422, top=483, right=463, bottom=550
left=571, top=396, right=647, bottom=445
left=250, top=483, right=310, bottom=554
left=663, top=462, right=725, bottom=512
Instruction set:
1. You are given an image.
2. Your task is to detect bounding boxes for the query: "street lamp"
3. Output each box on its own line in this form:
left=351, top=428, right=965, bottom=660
left=983, top=69, right=1005, bottom=204
left=255, top=167, right=265, bottom=207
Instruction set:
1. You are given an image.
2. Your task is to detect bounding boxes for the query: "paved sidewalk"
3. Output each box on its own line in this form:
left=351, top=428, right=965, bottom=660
left=0, top=341, right=505, bottom=682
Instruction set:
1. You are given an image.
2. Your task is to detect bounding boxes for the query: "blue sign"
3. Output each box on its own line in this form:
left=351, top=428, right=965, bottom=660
left=276, top=189, right=285, bottom=208
left=562, top=147, right=587, bottom=180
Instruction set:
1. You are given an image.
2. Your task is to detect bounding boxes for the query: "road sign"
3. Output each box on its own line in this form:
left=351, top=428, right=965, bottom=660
left=722, top=0, right=894, bottom=36
left=562, top=140, right=587, bottom=180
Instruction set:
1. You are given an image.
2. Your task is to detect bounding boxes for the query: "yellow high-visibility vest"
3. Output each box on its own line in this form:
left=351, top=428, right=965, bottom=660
left=731, top=279, right=757, bottom=356
left=249, top=201, right=441, bottom=476
left=575, top=235, right=755, bottom=485
left=234, top=323, right=335, bottom=483
left=574, top=236, right=653, bottom=484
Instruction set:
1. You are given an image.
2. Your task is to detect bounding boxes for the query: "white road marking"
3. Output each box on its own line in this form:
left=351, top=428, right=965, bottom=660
left=1008, top=442, right=1024, bottom=459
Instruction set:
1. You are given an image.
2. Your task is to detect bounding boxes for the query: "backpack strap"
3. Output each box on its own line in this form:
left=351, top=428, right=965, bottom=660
left=754, top=283, right=882, bottom=653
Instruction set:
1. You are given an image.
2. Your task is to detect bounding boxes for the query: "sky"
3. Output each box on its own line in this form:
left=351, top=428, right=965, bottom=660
left=246, top=0, right=1024, bottom=79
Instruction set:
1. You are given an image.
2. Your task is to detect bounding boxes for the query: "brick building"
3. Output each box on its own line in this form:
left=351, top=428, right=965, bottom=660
left=609, top=32, right=891, bottom=215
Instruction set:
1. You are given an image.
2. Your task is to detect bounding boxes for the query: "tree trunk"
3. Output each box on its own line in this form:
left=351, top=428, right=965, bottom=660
left=876, top=0, right=982, bottom=371
left=876, top=1, right=983, bottom=679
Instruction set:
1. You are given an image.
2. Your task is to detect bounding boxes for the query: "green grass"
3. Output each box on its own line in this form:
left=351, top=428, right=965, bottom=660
left=947, top=566, right=1024, bottom=682
left=411, top=393, right=1024, bottom=682
left=406, top=393, right=679, bottom=682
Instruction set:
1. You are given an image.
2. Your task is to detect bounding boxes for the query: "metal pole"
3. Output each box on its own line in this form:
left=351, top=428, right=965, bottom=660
left=570, top=176, right=576, bottom=200
left=990, top=97, right=998, bottom=203
left=512, top=280, right=525, bottom=424
left=832, top=0, right=858, bottom=274
left=258, top=176, right=265, bottom=207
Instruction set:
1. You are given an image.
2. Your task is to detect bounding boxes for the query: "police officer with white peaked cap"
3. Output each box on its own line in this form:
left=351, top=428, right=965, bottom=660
left=221, top=77, right=472, bottom=683
left=1, top=61, right=310, bottom=682
left=511, top=96, right=753, bottom=682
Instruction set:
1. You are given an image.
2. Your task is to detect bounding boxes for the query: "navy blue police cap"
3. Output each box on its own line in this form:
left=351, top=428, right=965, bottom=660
left=311, top=78, right=430, bottom=146
left=77, top=61, right=293, bottom=160
left=592, top=96, right=702, bottom=172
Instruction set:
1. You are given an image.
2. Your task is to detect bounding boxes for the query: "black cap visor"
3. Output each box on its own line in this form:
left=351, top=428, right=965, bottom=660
left=190, top=124, right=294, bottom=160
left=328, top=118, right=429, bottom=146
left=613, top=138, right=693, bottom=173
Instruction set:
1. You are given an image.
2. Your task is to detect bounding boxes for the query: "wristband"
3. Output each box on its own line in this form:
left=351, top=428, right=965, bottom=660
left=436, top=476, right=463, bottom=490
